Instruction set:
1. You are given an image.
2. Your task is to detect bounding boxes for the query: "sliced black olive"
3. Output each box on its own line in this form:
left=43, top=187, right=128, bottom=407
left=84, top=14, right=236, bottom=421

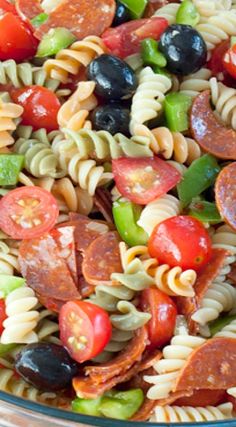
left=87, top=54, right=138, bottom=101
left=159, top=24, right=207, bottom=75
left=112, top=1, right=131, bottom=26
left=91, top=103, right=130, bottom=135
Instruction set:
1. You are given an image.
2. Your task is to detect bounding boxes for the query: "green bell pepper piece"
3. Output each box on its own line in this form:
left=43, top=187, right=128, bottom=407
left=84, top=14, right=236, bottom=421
left=188, top=199, right=222, bottom=224
left=0, top=154, right=24, bottom=186
left=177, top=154, right=220, bottom=207
left=72, top=397, right=103, bottom=416
left=99, top=389, right=144, bottom=420
left=0, top=343, right=16, bottom=355
left=176, top=0, right=200, bottom=26
left=113, top=199, right=148, bottom=246
left=164, top=92, right=192, bottom=132
left=141, top=39, right=167, bottom=68
left=209, top=315, right=236, bottom=336
left=0, top=275, right=25, bottom=298
left=119, top=0, right=147, bottom=19
left=36, top=28, right=76, bottom=57
left=31, top=13, right=48, bottom=28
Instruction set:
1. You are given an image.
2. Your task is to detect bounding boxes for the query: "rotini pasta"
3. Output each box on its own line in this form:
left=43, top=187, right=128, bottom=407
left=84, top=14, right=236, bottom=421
left=150, top=403, right=233, bottom=422
left=179, top=68, right=212, bottom=97
left=210, top=77, right=236, bottom=129
left=153, top=3, right=180, bottom=24
left=144, top=334, right=206, bottom=400
left=0, top=241, right=19, bottom=275
left=110, top=301, right=151, bottom=332
left=129, top=67, right=172, bottom=135
left=89, top=284, right=135, bottom=312
left=215, top=319, right=236, bottom=338
left=0, top=96, right=23, bottom=148
left=36, top=309, right=60, bottom=345
left=137, top=195, right=181, bottom=236
left=151, top=264, right=197, bottom=298
left=212, top=225, right=236, bottom=254
left=43, top=36, right=107, bottom=83
left=1, top=287, right=40, bottom=344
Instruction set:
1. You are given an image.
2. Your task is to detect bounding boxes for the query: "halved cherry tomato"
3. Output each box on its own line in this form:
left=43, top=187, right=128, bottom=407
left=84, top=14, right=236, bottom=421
left=223, top=43, right=236, bottom=80
left=11, top=86, right=61, bottom=131
left=0, top=0, right=17, bottom=14
left=59, top=300, right=112, bottom=363
left=0, top=187, right=59, bottom=239
left=141, top=287, right=177, bottom=349
left=148, top=215, right=212, bottom=271
left=208, top=40, right=236, bottom=88
left=0, top=12, right=38, bottom=62
left=102, top=17, right=168, bottom=58
left=112, top=157, right=181, bottom=205
left=0, top=299, right=6, bottom=336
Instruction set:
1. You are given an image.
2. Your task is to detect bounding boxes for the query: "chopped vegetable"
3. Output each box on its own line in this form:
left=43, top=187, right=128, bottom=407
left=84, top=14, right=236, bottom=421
left=0, top=154, right=24, bottom=186
left=36, top=28, right=76, bottom=57
left=31, top=13, right=48, bottom=28
left=99, top=389, right=144, bottom=419
left=72, top=397, right=103, bottom=416
left=0, top=275, right=25, bottom=297
left=141, top=38, right=167, bottom=68
left=164, top=92, right=192, bottom=132
left=209, top=315, right=236, bottom=336
left=119, top=0, right=147, bottom=19
left=176, top=0, right=200, bottom=27
left=188, top=199, right=222, bottom=224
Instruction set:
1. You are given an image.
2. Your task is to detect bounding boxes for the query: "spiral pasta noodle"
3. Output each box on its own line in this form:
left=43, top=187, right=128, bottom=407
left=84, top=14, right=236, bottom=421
left=1, top=287, right=40, bottom=344
left=193, top=0, right=232, bottom=20
left=151, top=264, right=197, bottom=298
left=43, top=36, right=107, bottom=83
left=212, top=225, right=236, bottom=254
left=89, top=284, right=135, bottom=312
left=0, top=96, right=23, bottom=148
left=36, top=309, right=60, bottom=345
left=57, top=81, right=97, bottom=131
left=144, top=334, right=206, bottom=400
left=153, top=3, right=180, bottom=24
left=0, top=241, right=19, bottom=275
left=179, top=68, right=212, bottom=97
left=210, top=77, right=236, bottom=130
left=215, top=319, right=236, bottom=338
left=129, top=67, right=172, bottom=135
left=110, top=301, right=151, bottom=332
left=150, top=403, right=233, bottom=422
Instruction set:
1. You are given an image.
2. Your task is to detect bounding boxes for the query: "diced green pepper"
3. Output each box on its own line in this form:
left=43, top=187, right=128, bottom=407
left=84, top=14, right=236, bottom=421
left=0, top=275, right=25, bottom=298
left=113, top=199, right=148, bottom=246
left=119, top=0, right=147, bottom=19
left=36, top=28, right=76, bottom=57
left=72, top=397, right=103, bottom=416
left=209, top=315, right=236, bottom=336
left=31, top=13, right=49, bottom=28
left=0, top=154, right=24, bottom=186
left=176, top=0, right=200, bottom=26
left=0, top=343, right=16, bottom=356
left=177, top=154, right=220, bottom=207
left=152, top=66, right=171, bottom=78
left=164, top=92, right=192, bottom=132
left=99, top=389, right=144, bottom=420
left=141, top=39, right=167, bottom=68
left=188, top=199, right=222, bottom=224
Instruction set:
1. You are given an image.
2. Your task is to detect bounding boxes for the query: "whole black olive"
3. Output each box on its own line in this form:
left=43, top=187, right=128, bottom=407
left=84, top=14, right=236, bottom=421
left=15, top=343, right=79, bottom=391
left=91, top=103, right=130, bottom=135
left=112, top=1, right=131, bottom=26
left=87, top=54, right=138, bottom=101
left=158, top=24, right=207, bottom=75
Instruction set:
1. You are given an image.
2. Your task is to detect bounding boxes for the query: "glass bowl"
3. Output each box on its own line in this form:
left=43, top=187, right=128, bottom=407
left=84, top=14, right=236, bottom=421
left=0, top=391, right=235, bottom=427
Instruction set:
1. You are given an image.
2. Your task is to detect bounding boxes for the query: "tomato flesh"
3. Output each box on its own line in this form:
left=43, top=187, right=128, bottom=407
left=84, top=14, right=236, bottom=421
left=0, top=299, right=6, bottom=336
left=208, top=40, right=236, bottom=88
left=141, top=287, right=177, bottom=349
left=11, top=86, right=61, bottom=131
left=112, top=156, right=181, bottom=205
left=223, top=44, right=236, bottom=80
left=59, top=300, right=112, bottom=363
left=0, top=187, right=59, bottom=239
left=148, top=215, right=212, bottom=271
left=102, top=17, right=168, bottom=58
left=0, top=12, right=38, bottom=62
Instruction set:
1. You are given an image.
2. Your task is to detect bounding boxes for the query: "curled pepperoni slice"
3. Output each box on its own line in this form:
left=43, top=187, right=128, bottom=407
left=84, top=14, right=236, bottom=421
left=215, top=162, right=236, bottom=231
left=36, top=294, right=64, bottom=313
left=174, top=389, right=226, bottom=407
left=190, top=91, right=236, bottom=160
left=82, top=231, right=122, bottom=286
left=176, top=248, right=229, bottom=333
left=174, top=337, right=236, bottom=392
left=16, top=0, right=43, bottom=20
left=34, top=0, right=116, bottom=40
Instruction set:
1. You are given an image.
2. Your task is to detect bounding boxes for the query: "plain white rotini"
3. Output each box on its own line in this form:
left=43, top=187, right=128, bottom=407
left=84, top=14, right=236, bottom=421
left=0, top=241, right=19, bottom=275
left=1, top=287, right=39, bottom=344
left=144, top=335, right=206, bottom=400
left=44, top=36, right=106, bottom=83
left=129, top=67, right=172, bottom=135
left=36, top=309, right=60, bottom=345
left=153, top=3, right=180, bottom=24
left=212, top=225, right=236, bottom=254
left=193, top=0, right=232, bottom=19
left=137, top=195, right=181, bottom=236
left=215, top=319, right=236, bottom=338
left=179, top=68, right=212, bottom=97
left=149, top=403, right=233, bottom=422
left=210, top=77, right=236, bottom=129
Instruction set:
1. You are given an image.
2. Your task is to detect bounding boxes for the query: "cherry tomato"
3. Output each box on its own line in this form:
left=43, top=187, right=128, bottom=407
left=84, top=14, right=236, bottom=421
left=0, top=0, right=17, bottom=14
left=148, top=216, right=212, bottom=271
left=0, top=12, right=38, bottom=62
left=0, top=299, right=6, bottom=336
left=102, top=17, right=168, bottom=58
left=59, top=300, right=112, bottom=363
left=10, top=86, right=61, bottom=131
left=112, top=157, right=181, bottom=205
left=208, top=40, right=236, bottom=88
left=141, top=287, right=177, bottom=349
left=223, top=43, right=236, bottom=80
left=0, top=187, right=59, bottom=240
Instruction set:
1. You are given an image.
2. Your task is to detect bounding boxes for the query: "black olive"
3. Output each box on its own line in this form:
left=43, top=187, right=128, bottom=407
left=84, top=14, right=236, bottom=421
left=91, top=103, right=130, bottom=135
left=112, top=1, right=131, bottom=26
left=15, top=343, right=79, bottom=392
left=159, top=24, right=207, bottom=75
left=87, top=54, right=138, bottom=101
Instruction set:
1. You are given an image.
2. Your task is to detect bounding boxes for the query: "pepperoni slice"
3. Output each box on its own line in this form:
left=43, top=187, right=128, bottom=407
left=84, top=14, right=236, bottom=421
left=82, top=231, right=122, bottom=286
left=16, top=0, right=43, bottom=20
left=19, top=231, right=80, bottom=301
left=174, top=389, right=226, bottom=407
left=215, top=163, right=236, bottom=231
left=34, top=0, right=116, bottom=40
left=176, top=248, right=229, bottom=333
left=190, top=91, right=236, bottom=160
left=174, top=337, right=236, bottom=391
left=52, top=226, right=78, bottom=285
left=65, top=217, right=109, bottom=254
left=36, top=294, right=64, bottom=313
